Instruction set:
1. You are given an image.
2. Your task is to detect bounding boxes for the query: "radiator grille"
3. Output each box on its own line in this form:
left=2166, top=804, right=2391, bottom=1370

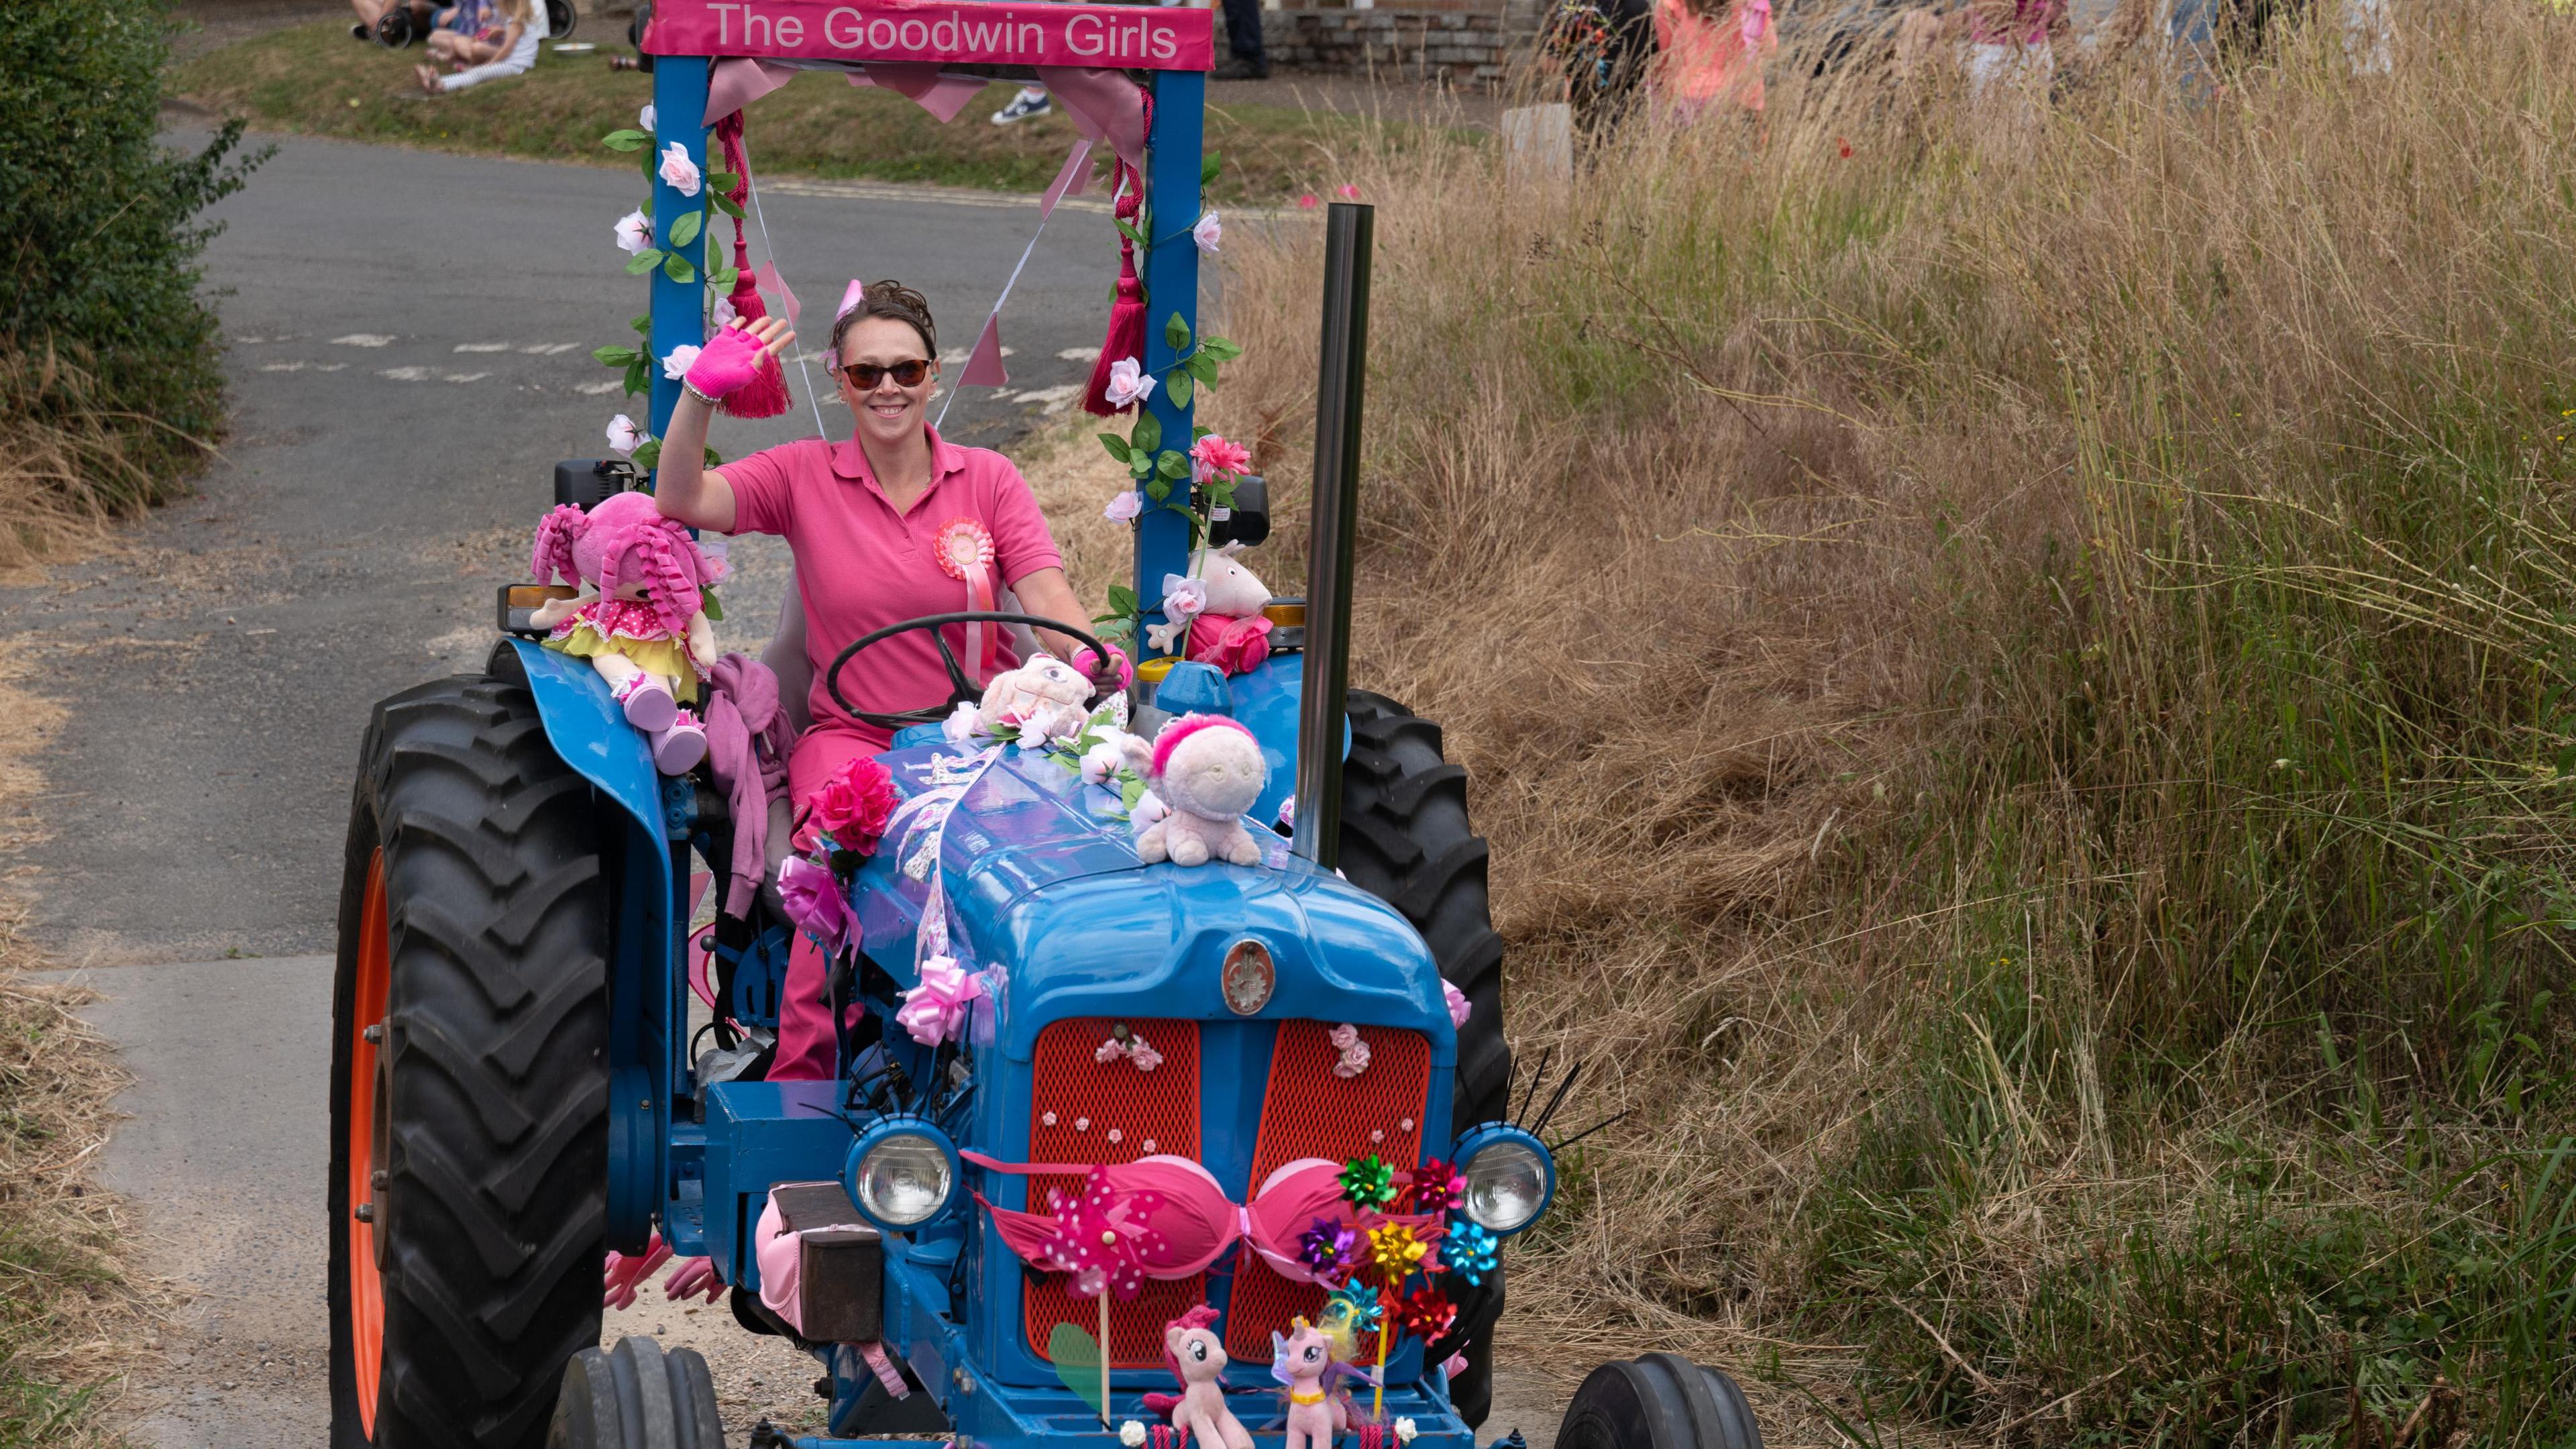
left=1022, top=1017, right=1205, bottom=1366
left=1223, top=1022, right=1431, bottom=1360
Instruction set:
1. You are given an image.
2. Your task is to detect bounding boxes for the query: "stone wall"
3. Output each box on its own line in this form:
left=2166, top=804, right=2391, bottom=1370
left=1214, top=0, right=1543, bottom=86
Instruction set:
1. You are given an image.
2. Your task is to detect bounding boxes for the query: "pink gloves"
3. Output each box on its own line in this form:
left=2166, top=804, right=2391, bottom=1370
left=602, top=1232, right=724, bottom=1309
left=684, top=323, right=770, bottom=400
left=1071, top=644, right=1134, bottom=692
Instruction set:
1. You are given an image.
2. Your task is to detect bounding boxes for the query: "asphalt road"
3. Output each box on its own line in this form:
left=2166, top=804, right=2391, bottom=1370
left=13, top=132, right=1574, bottom=1447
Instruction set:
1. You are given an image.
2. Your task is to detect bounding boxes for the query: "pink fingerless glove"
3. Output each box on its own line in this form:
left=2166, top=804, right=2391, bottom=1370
left=684, top=325, right=768, bottom=400
left=603, top=1232, right=674, bottom=1310
left=1072, top=644, right=1134, bottom=691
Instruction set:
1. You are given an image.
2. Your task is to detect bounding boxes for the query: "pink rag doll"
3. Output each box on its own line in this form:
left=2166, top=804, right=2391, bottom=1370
left=1146, top=1306, right=1255, bottom=1449
left=1184, top=545, right=1274, bottom=676
left=530, top=490, right=724, bottom=775
left=1121, top=714, right=1267, bottom=867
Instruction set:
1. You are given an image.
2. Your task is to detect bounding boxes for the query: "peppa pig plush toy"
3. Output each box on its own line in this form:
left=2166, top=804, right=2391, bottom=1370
left=1121, top=714, right=1267, bottom=867
left=529, top=490, right=724, bottom=775
left=1185, top=544, right=1275, bottom=676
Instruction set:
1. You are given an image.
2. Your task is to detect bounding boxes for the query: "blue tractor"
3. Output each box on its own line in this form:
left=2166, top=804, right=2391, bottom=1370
left=326, top=9, right=1764, bottom=1449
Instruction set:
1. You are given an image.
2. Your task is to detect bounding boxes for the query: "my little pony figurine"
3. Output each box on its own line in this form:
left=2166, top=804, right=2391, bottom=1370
left=1151, top=1305, right=1254, bottom=1449
left=529, top=490, right=724, bottom=774
left=1272, top=1316, right=1372, bottom=1449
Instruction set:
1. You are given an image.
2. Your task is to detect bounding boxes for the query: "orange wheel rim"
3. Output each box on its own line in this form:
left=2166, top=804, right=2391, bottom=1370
left=349, top=849, right=390, bottom=1437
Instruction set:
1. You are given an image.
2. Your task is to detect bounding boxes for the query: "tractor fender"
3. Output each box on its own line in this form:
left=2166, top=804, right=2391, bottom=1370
left=500, top=639, right=669, bottom=843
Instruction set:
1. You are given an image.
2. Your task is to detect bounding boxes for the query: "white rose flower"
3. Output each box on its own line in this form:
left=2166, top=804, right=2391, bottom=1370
left=1120, top=1423, right=1148, bottom=1448
left=1132, top=789, right=1171, bottom=832
left=613, top=209, right=653, bottom=255
left=1080, top=735, right=1129, bottom=786
left=1191, top=210, right=1222, bottom=256
left=605, top=414, right=643, bottom=456
left=1103, top=488, right=1142, bottom=524
left=639, top=102, right=657, bottom=132
left=1102, top=356, right=1155, bottom=409
left=1395, top=1419, right=1419, bottom=1445
left=661, top=343, right=702, bottom=380
left=943, top=701, right=984, bottom=743
left=712, top=294, right=738, bottom=328
left=657, top=141, right=703, bottom=197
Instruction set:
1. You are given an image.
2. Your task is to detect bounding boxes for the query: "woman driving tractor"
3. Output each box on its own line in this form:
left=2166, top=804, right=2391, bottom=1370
left=653, top=280, right=1125, bottom=1080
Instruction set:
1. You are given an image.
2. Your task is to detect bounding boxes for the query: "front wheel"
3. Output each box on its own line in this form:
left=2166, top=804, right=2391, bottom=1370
left=1557, top=1354, right=1764, bottom=1449
left=548, top=1338, right=725, bottom=1449
left=330, top=669, right=612, bottom=1448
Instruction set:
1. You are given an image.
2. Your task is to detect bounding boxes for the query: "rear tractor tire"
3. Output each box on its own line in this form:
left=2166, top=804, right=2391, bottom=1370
left=1337, top=690, right=1514, bottom=1427
left=330, top=667, right=612, bottom=1449
left=547, top=1337, right=725, bottom=1449
left=1556, top=1354, right=1765, bottom=1449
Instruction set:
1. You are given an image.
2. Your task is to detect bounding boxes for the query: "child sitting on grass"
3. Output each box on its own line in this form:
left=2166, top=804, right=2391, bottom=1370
left=414, top=0, right=541, bottom=94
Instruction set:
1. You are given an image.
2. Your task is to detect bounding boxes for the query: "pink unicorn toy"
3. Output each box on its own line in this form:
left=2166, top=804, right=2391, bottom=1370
left=1147, top=1305, right=1254, bottom=1449
left=1272, top=1317, right=1369, bottom=1449
left=529, top=490, right=724, bottom=774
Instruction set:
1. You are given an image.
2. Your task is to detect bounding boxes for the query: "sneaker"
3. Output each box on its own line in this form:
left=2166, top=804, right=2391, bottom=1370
left=1211, top=58, right=1270, bottom=80
left=352, top=21, right=371, bottom=40
left=990, top=88, right=1050, bottom=125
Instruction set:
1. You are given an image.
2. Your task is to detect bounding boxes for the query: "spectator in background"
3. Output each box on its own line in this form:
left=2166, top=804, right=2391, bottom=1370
left=415, top=0, right=541, bottom=93
left=1963, top=0, right=2066, bottom=105
left=1215, top=0, right=1269, bottom=78
left=1651, top=0, right=1776, bottom=123
left=352, top=0, right=440, bottom=44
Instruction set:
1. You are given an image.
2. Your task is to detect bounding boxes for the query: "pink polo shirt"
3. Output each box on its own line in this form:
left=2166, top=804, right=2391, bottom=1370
left=719, top=426, right=1065, bottom=746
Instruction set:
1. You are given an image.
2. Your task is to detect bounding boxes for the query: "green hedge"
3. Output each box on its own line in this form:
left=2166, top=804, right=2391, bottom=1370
left=0, top=0, right=260, bottom=492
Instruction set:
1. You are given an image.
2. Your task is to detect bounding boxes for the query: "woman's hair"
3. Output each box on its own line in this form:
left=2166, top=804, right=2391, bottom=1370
left=830, top=280, right=938, bottom=364
left=489, top=0, right=535, bottom=25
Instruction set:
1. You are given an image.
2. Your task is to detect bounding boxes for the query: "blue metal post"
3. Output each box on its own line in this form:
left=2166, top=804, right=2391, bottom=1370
left=647, top=56, right=712, bottom=460
left=1134, top=69, right=1205, bottom=656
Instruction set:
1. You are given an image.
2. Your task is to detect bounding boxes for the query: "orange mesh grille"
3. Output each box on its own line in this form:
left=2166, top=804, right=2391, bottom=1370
left=1022, top=1018, right=1205, bottom=1366
left=1224, top=1022, right=1432, bottom=1360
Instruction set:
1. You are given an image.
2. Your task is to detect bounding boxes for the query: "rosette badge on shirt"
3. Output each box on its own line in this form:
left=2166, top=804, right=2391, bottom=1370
left=933, top=517, right=1002, bottom=680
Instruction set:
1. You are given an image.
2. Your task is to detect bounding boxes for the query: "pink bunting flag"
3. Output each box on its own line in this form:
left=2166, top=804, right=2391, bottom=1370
left=753, top=260, right=802, bottom=331
left=707, top=57, right=796, bottom=123
left=1042, top=138, right=1094, bottom=216
left=849, top=63, right=991, bottom=124
left=961, top=315, right=1009, bottom=388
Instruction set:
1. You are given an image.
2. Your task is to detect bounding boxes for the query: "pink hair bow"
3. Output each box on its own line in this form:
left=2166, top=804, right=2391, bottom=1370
left=897, top=955, right=984, bottom=1046
left=822, top=280, right=867, bottom=368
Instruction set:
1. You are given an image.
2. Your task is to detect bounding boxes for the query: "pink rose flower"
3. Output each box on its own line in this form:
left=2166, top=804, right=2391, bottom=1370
left=1191, top=211, right=1222, bottom=256
left=657, top=141, right=703, bottom=197
left=1103, top=488, right=1142, bottom=524
left=1191, top=434, right=1251, bottom=480
left=614, top=209, right=653, bottom=256
left=806, top=757, right=900, bottom=854
left=1103, top=357, right=1155, bottom=409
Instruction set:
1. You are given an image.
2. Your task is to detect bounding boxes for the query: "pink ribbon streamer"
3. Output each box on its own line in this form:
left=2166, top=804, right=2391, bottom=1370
left=847, top=62, right=990, bottom=123
left=708, top=57, right=797, bottom=123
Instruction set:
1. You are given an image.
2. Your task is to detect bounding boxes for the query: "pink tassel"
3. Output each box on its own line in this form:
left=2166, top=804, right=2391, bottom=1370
left=1083, top=96, right=1154, bottom=417
left=716, top=115, right=789, bottom=420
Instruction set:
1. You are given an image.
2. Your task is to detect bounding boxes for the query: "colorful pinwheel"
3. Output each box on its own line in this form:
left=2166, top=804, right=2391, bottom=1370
left=1409, top=1158, right=1465, bottom=1215
left=1338, top=1154, right=1398, bottom=1212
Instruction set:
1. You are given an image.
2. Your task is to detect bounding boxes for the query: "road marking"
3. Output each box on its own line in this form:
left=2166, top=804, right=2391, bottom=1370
left=520, top=342, right=582, bottom=355
left=260, top=362, right=307, bottom=372
left=453, top=341, right=512, bottom=353
left=1057, top=347, right=1101, bottom=362
left=380, top=366, right=431, bottom=381
left=332, top=333, right=396, bottom=347
left=577, top=380, right=624, bottom=394
left=1018, top=383, right=1084, bottom=413
left=319, top=363, right=347, bottom=372
left=443, top=372, right=490, bottom=382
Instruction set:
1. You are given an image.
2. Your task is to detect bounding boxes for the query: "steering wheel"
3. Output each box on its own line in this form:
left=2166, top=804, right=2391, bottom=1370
left=825, top=610, right=1112, bottom=731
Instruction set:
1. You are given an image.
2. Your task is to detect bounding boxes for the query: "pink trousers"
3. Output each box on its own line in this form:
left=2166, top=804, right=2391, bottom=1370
left=770, top=723, right=889, bottom=1081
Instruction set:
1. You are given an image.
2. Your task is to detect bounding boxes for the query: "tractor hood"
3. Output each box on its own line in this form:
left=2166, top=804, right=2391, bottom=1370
left=848, top=740, right=1452, bottom=1053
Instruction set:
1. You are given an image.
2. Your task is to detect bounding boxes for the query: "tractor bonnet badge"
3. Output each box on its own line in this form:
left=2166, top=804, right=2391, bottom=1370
left=1222, top=940, right=1274, bottom=1016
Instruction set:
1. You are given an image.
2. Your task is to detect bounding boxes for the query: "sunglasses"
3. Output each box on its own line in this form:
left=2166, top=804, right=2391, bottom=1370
left=841, top=358, right=932, bottom=389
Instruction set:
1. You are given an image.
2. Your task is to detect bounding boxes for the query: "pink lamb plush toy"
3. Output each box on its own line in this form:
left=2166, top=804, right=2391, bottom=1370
left=530, top=490, right=724, bottom=775
left=1122, top=714, right=1267, bottom=867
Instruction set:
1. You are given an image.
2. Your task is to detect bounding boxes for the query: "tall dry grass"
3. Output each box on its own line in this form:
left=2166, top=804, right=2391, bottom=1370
left=0, top=347, right=192, bottom=576
left=1201, top=6, right=2576, bottom=1442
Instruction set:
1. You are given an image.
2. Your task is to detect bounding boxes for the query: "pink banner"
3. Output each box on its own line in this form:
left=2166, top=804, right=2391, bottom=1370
left=646, top=0, right=1214, bottom=71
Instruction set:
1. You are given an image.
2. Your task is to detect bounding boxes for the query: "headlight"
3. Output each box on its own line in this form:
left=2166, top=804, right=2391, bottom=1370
left=1454, top=1125, right=1554, bottom=1235
left=842, top=1124, right=957, bottom=1231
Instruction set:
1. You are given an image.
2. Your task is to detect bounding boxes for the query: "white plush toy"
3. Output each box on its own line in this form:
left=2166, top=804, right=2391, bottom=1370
left=1145, top=545, right=1275, bottom=675
left=979, top=654, right=1093, bottom=745
left=1120, top=714, right=1267, bottom=867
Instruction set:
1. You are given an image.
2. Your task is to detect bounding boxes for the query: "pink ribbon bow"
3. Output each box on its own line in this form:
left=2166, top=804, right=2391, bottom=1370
left=897, top=955, right=984, bottom=1046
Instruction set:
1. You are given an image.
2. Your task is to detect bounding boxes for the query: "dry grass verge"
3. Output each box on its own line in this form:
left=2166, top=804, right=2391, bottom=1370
left=0, top=350, right=184, bottom=578
left=1185, top=6, right=2576, bottom=1444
